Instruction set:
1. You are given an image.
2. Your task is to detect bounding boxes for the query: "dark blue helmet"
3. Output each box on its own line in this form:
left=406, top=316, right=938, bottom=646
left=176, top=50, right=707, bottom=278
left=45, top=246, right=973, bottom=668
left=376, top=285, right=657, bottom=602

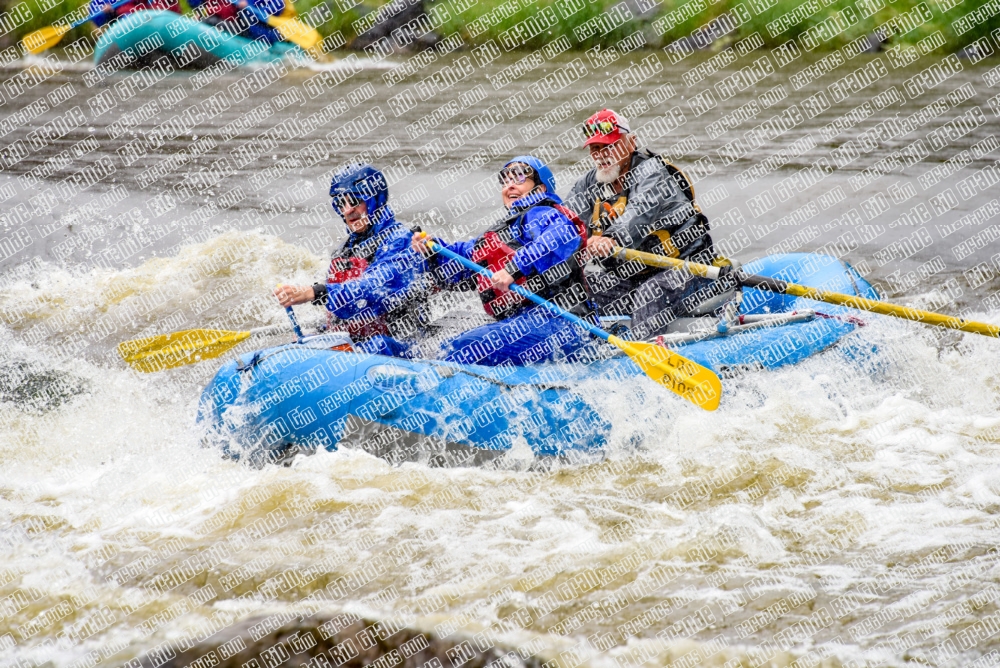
left=329, top=164, right=389, bottom=224
left=502, top=155, right=556, bottom=195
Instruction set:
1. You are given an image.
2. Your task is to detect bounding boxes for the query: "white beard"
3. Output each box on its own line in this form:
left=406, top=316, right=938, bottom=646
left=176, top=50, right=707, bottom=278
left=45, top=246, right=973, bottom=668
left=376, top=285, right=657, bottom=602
left=595, top=163, right=621, bottom=184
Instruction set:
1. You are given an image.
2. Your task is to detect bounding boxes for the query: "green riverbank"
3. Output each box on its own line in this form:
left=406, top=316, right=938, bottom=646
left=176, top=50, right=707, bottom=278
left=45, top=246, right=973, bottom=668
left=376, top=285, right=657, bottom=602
left=2, top=0, right=997, bottom=60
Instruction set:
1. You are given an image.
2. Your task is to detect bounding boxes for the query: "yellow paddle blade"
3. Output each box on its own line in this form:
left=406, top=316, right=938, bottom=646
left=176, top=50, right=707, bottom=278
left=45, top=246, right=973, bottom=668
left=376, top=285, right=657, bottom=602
left=21, top=25, right=70, bottom=54
left=118, top=329, right=251, bottom=373
left=268, top=15, right=323, bottom=51
left=610, top=335, right=722, bottom=411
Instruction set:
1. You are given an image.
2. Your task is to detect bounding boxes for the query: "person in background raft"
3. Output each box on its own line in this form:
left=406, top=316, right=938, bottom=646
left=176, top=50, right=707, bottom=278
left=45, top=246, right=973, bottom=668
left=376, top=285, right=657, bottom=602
left=274, top=164, right=429, bottom=358
left=412, top=156, right=597, bottom=367
left=188, top=0, right=283, bottom=43
left=89, top=0, right=180, bottom=28
left=563, top=109, right=738, bottom=340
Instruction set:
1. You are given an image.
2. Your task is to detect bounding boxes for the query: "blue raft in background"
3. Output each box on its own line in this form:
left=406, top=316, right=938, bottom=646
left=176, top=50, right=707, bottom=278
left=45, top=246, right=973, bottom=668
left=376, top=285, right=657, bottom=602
left=93, top=10, right=304, bottom=69
left=197, top=253, right=880, bottom=467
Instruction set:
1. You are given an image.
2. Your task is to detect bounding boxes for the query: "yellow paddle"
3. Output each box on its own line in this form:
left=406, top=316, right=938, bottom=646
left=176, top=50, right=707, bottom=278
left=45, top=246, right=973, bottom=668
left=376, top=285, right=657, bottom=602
left=118, top=324, right=289, bottom=373
left=231, top=3, right=323, bottom=53
left=21, top=0, right=132, bottom=54
left=267, top=13, right=323, bottom=53
left=424, top=237, right=722, bottom=410
left=22, top=25, right=78, bottom=54
left=617, top=247, right=1000, bottom=338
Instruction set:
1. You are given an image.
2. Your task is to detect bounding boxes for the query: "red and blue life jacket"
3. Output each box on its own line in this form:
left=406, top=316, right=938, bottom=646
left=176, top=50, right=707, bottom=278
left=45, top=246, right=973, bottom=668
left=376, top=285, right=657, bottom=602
left=470, top=198, right=591, bottom=320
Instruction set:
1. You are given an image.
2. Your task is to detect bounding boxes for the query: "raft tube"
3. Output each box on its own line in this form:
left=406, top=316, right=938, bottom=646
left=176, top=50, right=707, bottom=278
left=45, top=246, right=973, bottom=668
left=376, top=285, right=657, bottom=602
left=93, top=10, right=304, bottom=70
left=197, top=254, right=879, bottom=467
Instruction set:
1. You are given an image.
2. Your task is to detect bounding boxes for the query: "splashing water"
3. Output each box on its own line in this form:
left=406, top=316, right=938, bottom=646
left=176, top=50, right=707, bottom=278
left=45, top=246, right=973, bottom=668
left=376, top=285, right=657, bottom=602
left=0, top=231, right=999, bottom=667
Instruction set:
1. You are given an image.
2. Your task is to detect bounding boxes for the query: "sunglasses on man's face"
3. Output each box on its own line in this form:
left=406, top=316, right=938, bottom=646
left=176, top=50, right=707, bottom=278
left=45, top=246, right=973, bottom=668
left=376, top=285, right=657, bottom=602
left=498, top=166, right=535, bottom=186
left=582, top=120, right=620, bottom=138
left=332, top=193, right=362, bottom=211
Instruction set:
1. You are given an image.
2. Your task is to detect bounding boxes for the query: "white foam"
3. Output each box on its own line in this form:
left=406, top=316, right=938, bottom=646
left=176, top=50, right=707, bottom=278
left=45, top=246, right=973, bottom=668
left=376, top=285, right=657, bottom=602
left=0, top=233, right=998, bottom=665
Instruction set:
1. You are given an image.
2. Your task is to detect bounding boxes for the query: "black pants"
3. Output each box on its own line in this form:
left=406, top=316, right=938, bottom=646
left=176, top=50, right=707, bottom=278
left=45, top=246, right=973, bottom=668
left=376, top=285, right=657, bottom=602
left=591, top=266, right=727, bottom=338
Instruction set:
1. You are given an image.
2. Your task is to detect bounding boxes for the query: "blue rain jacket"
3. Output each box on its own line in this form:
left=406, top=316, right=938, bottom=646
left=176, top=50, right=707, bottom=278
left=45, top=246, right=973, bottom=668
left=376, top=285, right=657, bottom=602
left=435, top=191, right=583, bottom=286
left=435, top=190, right=595, bottom=366
left=325, top=211, right=426, bottom=324
left=186, top=0, right=283, bottom=42
left=239, top=0, right=283, bottom=43
left=89, top=0, right=180, bottom=27
left=441, top=306, right=593, bottom=367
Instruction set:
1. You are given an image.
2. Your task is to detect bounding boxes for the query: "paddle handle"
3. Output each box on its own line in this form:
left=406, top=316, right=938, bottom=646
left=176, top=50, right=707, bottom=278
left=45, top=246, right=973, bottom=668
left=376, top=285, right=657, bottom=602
left=284, top=306, right=304, bottom=342
left=426, top=240, right=609, bottom=342
left=75, top=0, right=133, bottom=28
left=616, top=248, right=722, bottom=280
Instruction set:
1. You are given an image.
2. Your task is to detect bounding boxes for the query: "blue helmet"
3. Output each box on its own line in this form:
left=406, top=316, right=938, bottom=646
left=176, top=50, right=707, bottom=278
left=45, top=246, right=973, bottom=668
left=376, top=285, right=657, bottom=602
left=329, top=164, right=389, bottom=224
left=502, top=155, right=556, bottom=195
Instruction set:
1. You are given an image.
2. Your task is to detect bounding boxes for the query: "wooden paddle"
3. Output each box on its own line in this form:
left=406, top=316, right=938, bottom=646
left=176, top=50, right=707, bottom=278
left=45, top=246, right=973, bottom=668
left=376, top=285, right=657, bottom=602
left=618, top=247, right=1000, bottom=338
left=423, top=237, right=722, bottom=410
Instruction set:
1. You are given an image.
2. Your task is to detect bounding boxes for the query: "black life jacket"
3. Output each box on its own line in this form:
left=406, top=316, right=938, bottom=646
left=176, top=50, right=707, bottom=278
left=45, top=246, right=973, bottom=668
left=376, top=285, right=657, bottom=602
left=470, top=197, right=592, bottom=320
left=589, top=150, right=716, bottom=265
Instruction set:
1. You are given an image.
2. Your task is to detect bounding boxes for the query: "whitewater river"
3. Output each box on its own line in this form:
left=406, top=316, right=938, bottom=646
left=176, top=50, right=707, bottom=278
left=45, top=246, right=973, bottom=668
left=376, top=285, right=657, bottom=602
left=1, top=45, right=1000, bottom=667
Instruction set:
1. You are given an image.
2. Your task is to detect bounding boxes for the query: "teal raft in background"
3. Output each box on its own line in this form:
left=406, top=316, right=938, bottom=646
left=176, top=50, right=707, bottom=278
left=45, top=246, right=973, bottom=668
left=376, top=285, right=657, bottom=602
left=197, top=253, right=880, bottom=467
left=93, top=10, right=304, bottom=69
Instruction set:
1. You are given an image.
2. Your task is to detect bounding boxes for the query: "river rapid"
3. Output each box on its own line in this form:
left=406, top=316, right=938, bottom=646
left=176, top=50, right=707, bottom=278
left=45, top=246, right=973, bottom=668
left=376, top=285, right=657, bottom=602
left=1, top=44, right=1000, bottom=668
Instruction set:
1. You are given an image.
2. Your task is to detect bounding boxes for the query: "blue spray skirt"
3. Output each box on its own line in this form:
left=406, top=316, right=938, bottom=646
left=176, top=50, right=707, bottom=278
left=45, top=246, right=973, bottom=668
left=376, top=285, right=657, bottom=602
left=197, top=254, right=879, bottom=466
left=93, top=10, right=304, bottom=69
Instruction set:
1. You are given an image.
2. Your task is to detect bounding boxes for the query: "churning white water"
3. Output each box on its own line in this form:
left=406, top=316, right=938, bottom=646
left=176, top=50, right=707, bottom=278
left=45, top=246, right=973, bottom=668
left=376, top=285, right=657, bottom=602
left=2, top=232, right=1000, bottom=667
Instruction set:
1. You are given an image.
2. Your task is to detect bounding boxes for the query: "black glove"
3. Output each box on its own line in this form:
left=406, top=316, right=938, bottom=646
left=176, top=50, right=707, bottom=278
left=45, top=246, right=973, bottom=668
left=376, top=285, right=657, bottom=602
left=311, top=283, right=328, bottom=306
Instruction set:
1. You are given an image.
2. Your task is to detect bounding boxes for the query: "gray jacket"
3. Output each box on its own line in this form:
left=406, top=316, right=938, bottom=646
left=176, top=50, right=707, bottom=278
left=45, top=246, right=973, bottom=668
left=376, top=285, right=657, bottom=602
left=563, top=151, right=715, bottom=262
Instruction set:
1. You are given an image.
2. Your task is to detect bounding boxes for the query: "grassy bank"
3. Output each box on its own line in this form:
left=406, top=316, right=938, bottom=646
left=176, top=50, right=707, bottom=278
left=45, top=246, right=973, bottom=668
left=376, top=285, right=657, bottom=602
left=429, top=0, right=1000, bottom=54
left=3, top=0, right=997, bottom=56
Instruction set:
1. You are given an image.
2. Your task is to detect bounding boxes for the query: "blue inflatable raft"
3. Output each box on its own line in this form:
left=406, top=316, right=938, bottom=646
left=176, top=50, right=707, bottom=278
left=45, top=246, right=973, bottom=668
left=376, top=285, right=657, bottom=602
left=94, top=10, right=304, bottom=69
left=197, top=254, right=879, bottom=466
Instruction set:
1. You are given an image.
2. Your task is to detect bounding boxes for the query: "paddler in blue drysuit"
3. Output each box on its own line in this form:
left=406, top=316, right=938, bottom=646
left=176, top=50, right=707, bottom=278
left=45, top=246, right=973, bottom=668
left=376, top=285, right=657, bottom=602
left=274, top=164, right=429, bottom=358
left=412, top=156, right=598, bottom=367
left=90, top=0, right=180, bottom=28
left=187, top=0, right=283, bottom=42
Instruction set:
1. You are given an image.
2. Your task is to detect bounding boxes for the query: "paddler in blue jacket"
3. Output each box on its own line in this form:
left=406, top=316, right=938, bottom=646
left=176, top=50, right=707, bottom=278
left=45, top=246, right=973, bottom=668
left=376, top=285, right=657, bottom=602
left=412, top=156, right=597, bottom=367
left=188, top=0, right=283, bottom=42
left=275, top=164, right=428, bottom=358
left=90, top=0, right=180, bottom=28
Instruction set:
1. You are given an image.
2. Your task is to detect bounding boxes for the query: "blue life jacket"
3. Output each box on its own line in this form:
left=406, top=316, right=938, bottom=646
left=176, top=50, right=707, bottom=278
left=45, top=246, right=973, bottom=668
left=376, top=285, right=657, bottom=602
left=470, top=191, right=592, bottom=320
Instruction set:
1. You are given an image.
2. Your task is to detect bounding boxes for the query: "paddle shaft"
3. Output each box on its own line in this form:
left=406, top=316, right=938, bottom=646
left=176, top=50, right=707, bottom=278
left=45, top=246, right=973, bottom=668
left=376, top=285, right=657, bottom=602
left=616, top=247, right=1000, bottom=338
left=284, top=306, right=304, bottom=341
left=251, top=323, right=293, bottom=337
left=427, top=241, right=608, bottom=341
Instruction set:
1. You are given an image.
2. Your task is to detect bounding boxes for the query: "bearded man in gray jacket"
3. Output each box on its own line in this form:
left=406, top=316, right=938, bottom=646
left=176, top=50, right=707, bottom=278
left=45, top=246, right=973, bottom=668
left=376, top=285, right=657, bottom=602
left=563, top=108, right=736, bottom=339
